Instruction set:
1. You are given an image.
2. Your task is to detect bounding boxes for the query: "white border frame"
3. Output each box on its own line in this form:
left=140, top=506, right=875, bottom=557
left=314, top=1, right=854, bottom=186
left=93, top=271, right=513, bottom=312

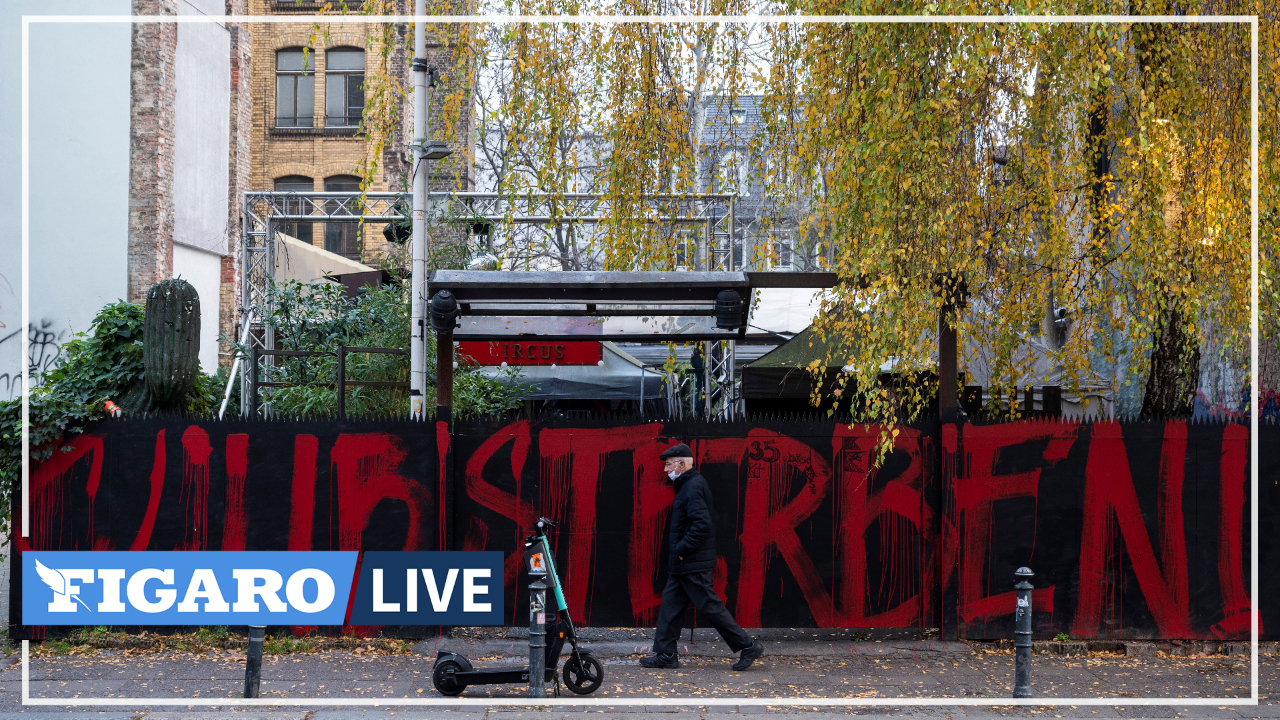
left=19, top=12, right=1260, bottom=709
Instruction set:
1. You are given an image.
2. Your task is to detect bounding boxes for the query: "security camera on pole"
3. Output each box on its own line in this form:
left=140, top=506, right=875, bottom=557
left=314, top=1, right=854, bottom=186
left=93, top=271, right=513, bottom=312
left=409, top=3, right=452, bottom=418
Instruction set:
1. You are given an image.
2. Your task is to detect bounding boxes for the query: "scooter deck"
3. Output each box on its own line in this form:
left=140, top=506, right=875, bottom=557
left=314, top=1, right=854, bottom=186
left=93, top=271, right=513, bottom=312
left=454, top=667, right=557, bottom=685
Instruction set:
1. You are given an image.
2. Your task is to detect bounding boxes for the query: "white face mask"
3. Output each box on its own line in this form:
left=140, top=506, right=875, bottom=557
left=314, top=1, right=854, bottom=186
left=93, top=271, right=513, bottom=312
left=667, top=469, right=680, bottom=481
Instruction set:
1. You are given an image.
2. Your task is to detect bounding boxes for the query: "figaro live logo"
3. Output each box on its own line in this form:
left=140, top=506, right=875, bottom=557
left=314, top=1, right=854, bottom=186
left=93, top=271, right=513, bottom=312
left=23, top=551, right=504, bottom=626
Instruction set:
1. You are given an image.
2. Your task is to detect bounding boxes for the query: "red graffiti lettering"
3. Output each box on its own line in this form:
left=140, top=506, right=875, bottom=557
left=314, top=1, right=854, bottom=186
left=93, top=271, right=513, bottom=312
left=437, top=421, right=450, bottom=551
left=956, top=423, right=1073, bottom=625
left=222, top=434, right=249, bottom=550
left=130, top=430, right=167, bottom=551
left=289, top=435, right=318, bottom=551
left=20, top=416, right=1262, bottom=640
left=28, top=433, right=104, bottom=551
left=177, top=426, right=213, bottom=550
left=1213, top=423, right=1255, bottom=639
left=729, top=426, right=934, bottom=629
left=628, top=432, right=676, bottom=624
left=1073, top=422, right=1191, bottom=638
left=463, top=421, right=539, bottom=600
left=539, top=425, right=663, bottom=624
left=734, top=430, right=832, bottom=627
left=331, top=433, right=429, bottom=551
left=831, top=425, right=931, bottom=628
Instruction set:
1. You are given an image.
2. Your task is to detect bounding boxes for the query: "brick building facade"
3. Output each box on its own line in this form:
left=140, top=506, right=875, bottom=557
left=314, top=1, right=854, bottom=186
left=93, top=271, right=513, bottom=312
left=123, top=0, right=253, bottom=371
left=247, top=2, right=473, bottom=265
left=128, top=0, right=179, bottom=303
left=224, top=0, right=253, bottom=364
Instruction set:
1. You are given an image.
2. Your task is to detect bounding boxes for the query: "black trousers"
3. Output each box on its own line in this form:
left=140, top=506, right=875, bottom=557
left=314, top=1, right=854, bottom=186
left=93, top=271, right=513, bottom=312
left=652, top=571, right=753, bottom=655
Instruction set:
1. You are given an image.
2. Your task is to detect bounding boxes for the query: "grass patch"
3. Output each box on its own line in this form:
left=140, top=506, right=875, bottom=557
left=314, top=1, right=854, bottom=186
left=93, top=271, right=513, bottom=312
left=264, top=634, right=316, bottom=655
left=31, top=638, right=79, bottom=657
left=65, top=626, right=129, bottom=645
left=29, top=627, right=239, bottom=656
left=173, top=626, right=232, bottom=653
left=23, top=628, right=416, bottom=657
left=335, top=634, right=413, bottom=656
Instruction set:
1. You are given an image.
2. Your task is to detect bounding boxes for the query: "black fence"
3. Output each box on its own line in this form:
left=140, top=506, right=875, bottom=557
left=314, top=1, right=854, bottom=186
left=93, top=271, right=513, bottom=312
left=12, top=414, right=1276, bottom=641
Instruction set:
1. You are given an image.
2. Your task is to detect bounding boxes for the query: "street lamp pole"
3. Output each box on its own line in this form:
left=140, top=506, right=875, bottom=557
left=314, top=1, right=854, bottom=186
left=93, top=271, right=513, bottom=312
left=409, top=0, right=430, bottom=418
left=409, top=11, right=452, bottom=418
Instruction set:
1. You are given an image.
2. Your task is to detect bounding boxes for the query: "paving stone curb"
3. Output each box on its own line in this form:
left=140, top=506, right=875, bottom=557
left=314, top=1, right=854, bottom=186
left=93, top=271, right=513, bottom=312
left=1028, top=640, right=1275, bottom=657
left=418, top=638, right=973, bottom=659
left=417, top=637, right=1277, bottom=661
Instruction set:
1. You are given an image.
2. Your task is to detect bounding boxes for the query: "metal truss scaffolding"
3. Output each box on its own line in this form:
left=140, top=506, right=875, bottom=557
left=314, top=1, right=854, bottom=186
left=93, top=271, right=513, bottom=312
left=239, top=191, right=742, bottom=418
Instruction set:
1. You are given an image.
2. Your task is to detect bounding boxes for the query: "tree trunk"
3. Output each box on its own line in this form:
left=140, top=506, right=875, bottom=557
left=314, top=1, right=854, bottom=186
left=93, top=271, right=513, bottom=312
left=1141, top=304, right=1200, bottom=417
left=1133, top=0, right=1201, bottom=418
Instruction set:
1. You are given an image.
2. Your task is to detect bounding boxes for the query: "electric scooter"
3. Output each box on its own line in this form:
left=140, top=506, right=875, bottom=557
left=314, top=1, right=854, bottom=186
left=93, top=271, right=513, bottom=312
left=432, top=517, right=605, bottom=696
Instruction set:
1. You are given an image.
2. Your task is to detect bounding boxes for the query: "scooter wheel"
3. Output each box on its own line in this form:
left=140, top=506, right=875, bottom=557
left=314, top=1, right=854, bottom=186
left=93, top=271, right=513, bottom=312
left=562, top=654, right=604, bottom=695
left=432, top=659, right=466, bottom=696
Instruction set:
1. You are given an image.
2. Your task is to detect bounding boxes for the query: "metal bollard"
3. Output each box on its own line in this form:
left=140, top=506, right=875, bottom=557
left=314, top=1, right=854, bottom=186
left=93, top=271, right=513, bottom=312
left=528, top=578, right=547, bottom=698
left=244, top=625, right=266, bottom=698
left=1013, top=567, right=1033, bottom=698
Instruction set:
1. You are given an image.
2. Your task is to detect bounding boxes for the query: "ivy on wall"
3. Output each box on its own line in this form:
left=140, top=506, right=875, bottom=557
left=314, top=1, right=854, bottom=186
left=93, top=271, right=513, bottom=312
left=0, top=302, right=219, bottom=541
left=0, top=279, right=528, bottom=540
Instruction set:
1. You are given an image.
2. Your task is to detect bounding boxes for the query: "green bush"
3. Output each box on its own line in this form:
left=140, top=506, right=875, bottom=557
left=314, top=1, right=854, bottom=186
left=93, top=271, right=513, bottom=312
left=0, top=280, right=525, bottom=540
left=0, top=301, right=220, bottom=540
left=234, top=278, right=524, bottom=417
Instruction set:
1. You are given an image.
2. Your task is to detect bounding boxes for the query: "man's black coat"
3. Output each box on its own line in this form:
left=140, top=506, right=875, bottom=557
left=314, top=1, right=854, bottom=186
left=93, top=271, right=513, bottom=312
left=668, top=469, right=717, bottom=575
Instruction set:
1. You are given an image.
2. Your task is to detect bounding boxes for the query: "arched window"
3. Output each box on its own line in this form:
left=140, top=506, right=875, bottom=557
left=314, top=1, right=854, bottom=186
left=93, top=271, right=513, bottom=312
left=275, top=49, right=314, bottom=128
left=274, top=175, right=314, bottom=242
left=325, top=47, right=364, bottom=128
left=324, top=175, right=363, bottom=259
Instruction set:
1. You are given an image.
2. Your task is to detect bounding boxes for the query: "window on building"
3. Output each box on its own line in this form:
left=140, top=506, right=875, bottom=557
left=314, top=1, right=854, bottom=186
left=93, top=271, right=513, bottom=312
left=275, top=49, right=314, bottom=128
left=324, top=175, right=363, bottom=259
left=670, top=227, right=703, bottom=270
left=770, top=232, right=793, bottom=270
left=325, top=48, right=365, bottom=128
left=274, top=176, right=314, bottom=243
left=716, top=152, right=750, bottom=197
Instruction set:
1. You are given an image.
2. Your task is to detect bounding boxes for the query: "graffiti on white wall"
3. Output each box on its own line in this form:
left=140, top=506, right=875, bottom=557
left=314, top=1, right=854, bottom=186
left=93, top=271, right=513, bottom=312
left=0, top=320, right=69, bottom=401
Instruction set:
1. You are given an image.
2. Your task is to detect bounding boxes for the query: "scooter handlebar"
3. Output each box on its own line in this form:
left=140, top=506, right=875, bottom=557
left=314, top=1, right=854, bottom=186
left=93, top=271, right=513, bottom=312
left=525, top=518, right=557, bottom=545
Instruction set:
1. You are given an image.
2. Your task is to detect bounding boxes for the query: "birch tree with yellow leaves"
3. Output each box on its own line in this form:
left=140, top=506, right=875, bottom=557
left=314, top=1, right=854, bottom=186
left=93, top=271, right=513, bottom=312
left=345, top=2, right=1273, bottom=429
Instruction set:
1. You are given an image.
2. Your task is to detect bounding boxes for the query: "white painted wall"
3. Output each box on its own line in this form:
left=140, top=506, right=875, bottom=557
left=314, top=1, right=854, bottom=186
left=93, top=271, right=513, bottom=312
left=0, top=1, right=130, bottom=620
left=1, top=3, right=236, bottom=398
left=174, top=0, right=230, bottom=256
left=173, top=0, right=232, bottom=375
left=172, top=243, right=223, bottom=373
left=0, top=3, right=133, bottom=401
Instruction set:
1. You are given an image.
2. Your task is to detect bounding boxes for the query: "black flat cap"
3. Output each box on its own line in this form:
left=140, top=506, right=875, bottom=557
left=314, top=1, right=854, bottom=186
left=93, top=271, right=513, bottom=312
left=659, top=443, right=693, bottom=460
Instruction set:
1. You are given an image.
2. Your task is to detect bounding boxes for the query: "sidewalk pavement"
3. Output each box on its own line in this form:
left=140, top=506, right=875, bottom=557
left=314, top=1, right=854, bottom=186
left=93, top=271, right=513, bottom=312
left=0, top=631, right=1275, bottom=719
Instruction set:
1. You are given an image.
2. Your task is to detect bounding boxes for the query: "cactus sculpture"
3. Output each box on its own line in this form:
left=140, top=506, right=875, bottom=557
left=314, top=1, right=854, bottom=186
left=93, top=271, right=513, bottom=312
left=126, top=279, right=201, bottom=413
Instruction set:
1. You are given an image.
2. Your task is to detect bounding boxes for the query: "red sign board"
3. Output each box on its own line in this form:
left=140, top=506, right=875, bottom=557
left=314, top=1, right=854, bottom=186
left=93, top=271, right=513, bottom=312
left=458, top=341, right=603, bottom=366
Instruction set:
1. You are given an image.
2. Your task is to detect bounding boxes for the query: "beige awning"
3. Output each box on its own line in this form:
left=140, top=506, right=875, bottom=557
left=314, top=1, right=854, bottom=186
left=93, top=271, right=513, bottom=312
left=274, top=232, right=373, bottom=284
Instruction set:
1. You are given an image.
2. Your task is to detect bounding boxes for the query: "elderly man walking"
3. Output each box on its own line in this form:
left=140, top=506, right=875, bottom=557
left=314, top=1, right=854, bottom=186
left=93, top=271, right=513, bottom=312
left=639, top=443, right=765, bottom=671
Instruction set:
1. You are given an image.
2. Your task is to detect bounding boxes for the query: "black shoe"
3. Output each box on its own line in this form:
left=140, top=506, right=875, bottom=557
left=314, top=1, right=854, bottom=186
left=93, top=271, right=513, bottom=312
left=639, top=653, right=679, bottom=669
left=732, top=640, right=765, bottom=671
